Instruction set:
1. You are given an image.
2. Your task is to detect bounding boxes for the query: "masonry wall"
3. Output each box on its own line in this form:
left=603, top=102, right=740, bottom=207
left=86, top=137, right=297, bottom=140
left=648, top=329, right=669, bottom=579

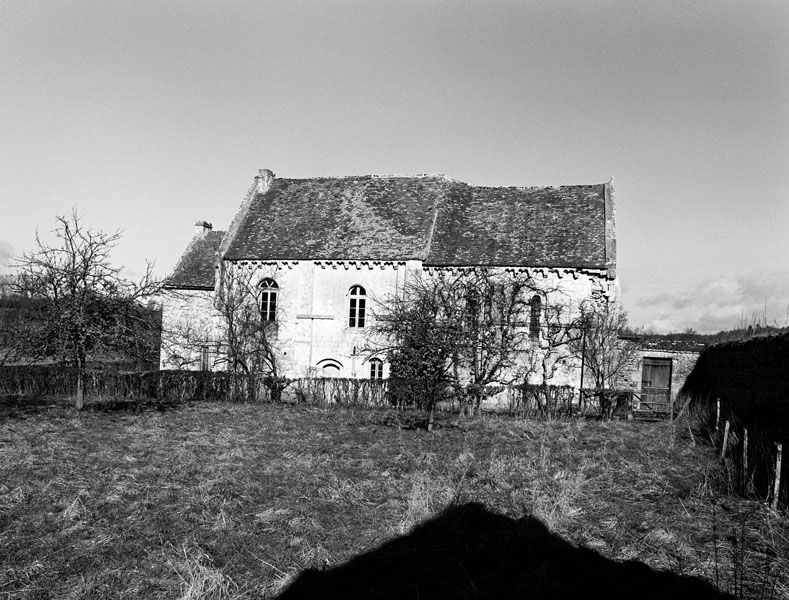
left=159, top=289, right=224, bottom=370
left=161, top=261, right=615, bottom=385
left=521, top=268, right=614, bottom=388
left=233, top=259, right=419, bottom=379
left=617, top=349, right=701, bottom=406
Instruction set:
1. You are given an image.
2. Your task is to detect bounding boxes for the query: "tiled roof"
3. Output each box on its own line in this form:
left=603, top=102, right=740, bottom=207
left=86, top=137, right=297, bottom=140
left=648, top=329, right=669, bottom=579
left=631, top=337, right=707, bottom=353
left=426, top=183, right=607, bottom=267
left=223, top=176, right=446, bottom=262
left=222, top=175, right=610, bottom=267
left=165, top=230, right=224, bottom=289
left=167, top=173, right=613, bottom=285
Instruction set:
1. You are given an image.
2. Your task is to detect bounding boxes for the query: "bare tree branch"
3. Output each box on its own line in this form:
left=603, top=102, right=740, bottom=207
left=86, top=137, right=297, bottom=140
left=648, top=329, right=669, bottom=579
left=571, top=300, right=639, bottom=391
left=369, top=267, right=586, bottom=423
left=7, top=212, right=161, bottom=408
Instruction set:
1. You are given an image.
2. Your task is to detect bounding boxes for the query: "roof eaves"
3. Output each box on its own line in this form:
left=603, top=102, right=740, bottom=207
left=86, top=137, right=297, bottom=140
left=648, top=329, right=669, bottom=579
left=162, top=282, right=215, bottom=291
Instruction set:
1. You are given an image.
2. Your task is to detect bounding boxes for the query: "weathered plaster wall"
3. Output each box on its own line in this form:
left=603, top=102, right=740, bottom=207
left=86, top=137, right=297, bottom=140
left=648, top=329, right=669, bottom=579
left=490, top=267, right=615, bottom=388
left=418, top=266, right=614, bottom=388
left=224, top=259, right=422, bottom=378
left=159, top=289, right=224, bottom=370
left=617, top=349, right=701, bottom=405
left=161, top=261, right=615, bottom=385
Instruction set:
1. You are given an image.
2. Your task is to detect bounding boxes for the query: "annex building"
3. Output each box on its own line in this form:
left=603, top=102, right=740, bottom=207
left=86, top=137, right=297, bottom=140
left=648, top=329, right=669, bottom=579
left=160, top=169, right=618, bottom=385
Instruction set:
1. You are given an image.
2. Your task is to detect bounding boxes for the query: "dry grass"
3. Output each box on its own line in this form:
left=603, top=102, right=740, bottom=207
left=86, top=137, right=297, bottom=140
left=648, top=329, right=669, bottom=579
left=0, top=396, right=787, bottom=599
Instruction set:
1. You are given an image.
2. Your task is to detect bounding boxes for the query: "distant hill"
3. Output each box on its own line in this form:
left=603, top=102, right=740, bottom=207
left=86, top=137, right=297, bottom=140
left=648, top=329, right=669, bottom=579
left=621, top=325, right=789, bottom=352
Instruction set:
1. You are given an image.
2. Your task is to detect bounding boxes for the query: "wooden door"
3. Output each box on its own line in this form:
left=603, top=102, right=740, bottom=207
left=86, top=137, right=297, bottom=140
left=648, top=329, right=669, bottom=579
left=640, top=358, right=672, bottom=412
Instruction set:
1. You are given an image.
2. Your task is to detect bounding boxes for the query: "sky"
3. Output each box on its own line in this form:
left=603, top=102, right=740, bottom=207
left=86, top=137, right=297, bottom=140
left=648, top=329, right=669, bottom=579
left=1, top=0, right=787, bottom=333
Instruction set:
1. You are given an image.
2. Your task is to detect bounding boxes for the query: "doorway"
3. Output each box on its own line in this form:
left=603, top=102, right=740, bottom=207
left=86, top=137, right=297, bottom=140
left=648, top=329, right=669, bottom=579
left=640, top=357, right=672, bottom=413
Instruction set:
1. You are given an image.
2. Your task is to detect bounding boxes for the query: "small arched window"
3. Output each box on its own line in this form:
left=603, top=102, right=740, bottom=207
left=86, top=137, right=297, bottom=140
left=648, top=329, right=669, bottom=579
left=317, top=358, right=343, bottom=378
left=529, top=295, right=542, bottom=339
left=369, top=358, right=384, bottom=380
left=259, top=278, right=278, bottom=322
left=348, top=285, right=366, bottom=328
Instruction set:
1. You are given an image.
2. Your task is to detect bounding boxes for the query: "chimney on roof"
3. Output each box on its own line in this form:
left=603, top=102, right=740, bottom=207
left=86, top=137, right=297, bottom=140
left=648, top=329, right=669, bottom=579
left=255, top=168, right=275, bottom=194
left=194, top=221, right=213, bottom=238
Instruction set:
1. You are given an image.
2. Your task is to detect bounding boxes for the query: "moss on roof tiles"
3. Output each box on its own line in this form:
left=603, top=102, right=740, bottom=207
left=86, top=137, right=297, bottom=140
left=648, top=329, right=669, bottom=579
left=165, top=230, right=224, bottom=289
left=223, top=176, right=445, bottom=261
left=223, top=177, right=607, bottom=266
left=168, top=175, right=610, bottom=285
left=425, top=183, right=607, bottom=267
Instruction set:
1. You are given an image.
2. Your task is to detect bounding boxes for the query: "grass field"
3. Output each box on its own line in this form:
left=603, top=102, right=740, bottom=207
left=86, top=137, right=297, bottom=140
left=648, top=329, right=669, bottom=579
left=1, top=396, right=787, bottom=599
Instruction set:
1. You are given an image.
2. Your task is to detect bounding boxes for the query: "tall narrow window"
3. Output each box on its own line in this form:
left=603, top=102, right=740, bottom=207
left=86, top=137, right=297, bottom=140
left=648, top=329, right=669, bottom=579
left=529, top=295, right=542, bottom=339
left=348, top=285, right=366, bottom=328
left=369, top=358, right=383, bottom=380
left=200, top=345, right=210, bottom=371
left=259, top=278, right=278, bottom=322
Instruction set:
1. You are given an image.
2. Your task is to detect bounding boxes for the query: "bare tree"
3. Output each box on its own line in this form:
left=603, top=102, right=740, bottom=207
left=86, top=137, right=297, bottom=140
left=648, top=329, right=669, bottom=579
left=526, top=290, right=584, bottom=387
left=446, top=268, right=539, bottom=415
left=369, top=271, right=461, bottom=428
left=161, top=264, right=287, bottom=401
left=572, top=300, right=639, bottom=399
left=371, top=267, right=572, bottom=422
left=215, top=264, right=288, bottom=401
left=10, top=212, right=159, bottom=409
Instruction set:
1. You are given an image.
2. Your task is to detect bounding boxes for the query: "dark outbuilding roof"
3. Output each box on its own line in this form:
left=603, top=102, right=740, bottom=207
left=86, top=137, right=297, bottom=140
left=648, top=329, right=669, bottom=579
left=165, top=230, right=224, bottom=289
left=631, top=336, right=708, bottom=353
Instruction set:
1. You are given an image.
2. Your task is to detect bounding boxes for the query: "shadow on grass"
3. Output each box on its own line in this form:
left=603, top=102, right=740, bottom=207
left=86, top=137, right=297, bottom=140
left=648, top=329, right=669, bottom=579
left=0, top=394, right=68, bottom=419
left=0, top=394, right=181, bottom=418
left=277, top=503, right=734, bottom=600
left=82, top=398, right=182, bottom=413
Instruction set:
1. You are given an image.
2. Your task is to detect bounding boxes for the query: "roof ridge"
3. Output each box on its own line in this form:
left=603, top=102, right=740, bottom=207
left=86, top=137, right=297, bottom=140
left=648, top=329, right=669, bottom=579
left=370, top=173, right=448, bottom=179
left=423, top=192, right=442, bottom=260
left=465, top=182, right=607, bottom=190
left=282, top=173, right=449, bottom=180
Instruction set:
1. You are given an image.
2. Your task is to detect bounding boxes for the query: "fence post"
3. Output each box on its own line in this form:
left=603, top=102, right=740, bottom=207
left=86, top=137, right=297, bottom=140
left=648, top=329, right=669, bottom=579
left=721, top=420, right=730, bottom=460
left=715, top=398, right=721, bottom=433
left=743, top=428, right=748, bottom=490
left=773, top=442, right=783, bottom=511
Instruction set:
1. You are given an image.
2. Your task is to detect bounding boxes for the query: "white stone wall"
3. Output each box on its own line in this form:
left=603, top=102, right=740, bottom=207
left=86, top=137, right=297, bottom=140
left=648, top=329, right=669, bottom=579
left=617, top=349, right=701, bottom=404
left=160, top=260, right=615, bottom=386
left=502, top=267, right=614, bottom=389
left=159, top=289, right=224, bottom=370
left=217, top=259, right=423, bottom=378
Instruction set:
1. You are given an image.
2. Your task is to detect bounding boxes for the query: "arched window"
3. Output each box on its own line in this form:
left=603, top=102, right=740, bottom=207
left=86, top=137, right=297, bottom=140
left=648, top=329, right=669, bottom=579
left=259, top=278, right=278, bottom=322
left=529, top=295, right=542, bottom=339
left=317, top=358, right=343, bottom=378
left=348, top=285, right=366, bottom=328
left=369, top=358, right=383, bottom=380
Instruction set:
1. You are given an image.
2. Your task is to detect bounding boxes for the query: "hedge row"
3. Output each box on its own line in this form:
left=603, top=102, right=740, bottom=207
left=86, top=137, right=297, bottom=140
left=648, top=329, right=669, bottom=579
left=680, top=333, right=789, bottom=507
left=0, top=367, right=391, bottom=407
left=0, top=366, right=642, bottom=423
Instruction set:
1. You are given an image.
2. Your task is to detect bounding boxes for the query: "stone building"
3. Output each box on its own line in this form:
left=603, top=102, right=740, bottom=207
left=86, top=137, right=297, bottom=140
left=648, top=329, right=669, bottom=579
left=160, top=169, right=618, bottom=384
left=616, top=336, right=706, bottom=414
